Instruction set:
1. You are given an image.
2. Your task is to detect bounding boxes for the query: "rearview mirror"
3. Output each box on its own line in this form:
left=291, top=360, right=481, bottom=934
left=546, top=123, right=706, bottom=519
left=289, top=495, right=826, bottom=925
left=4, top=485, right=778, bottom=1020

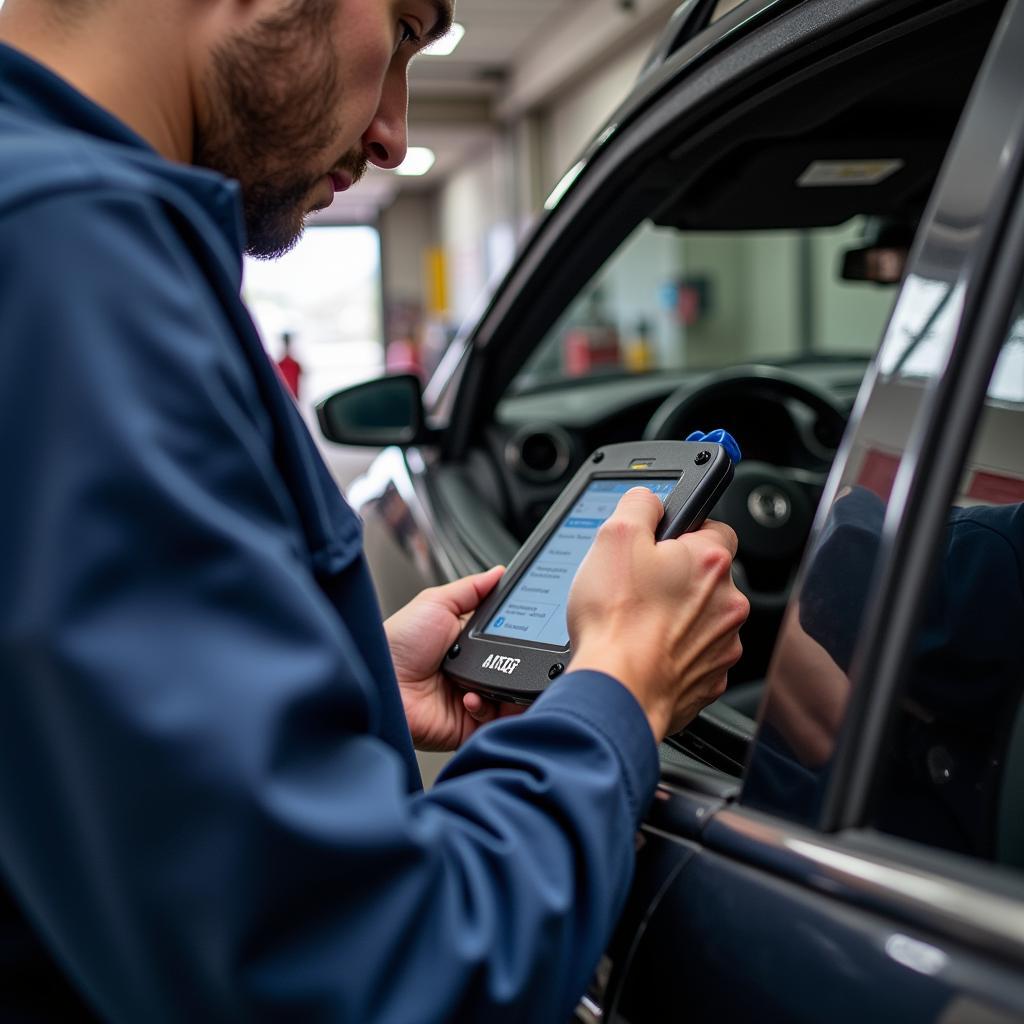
left=840, top=219, right=913, bottom=285
left=840, top=244, right=908, bottom=284
left=316, top=374, right=430, bottom=447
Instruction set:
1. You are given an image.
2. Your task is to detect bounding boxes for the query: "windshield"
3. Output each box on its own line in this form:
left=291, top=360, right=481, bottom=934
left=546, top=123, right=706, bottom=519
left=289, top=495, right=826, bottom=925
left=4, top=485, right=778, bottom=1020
left=512, top=218, right=898, bottom=393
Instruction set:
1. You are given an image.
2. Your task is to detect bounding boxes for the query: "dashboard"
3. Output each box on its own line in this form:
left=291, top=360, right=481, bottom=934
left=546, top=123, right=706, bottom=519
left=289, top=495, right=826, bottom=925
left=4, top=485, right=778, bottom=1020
left=487, top=360, right=869, bottom=540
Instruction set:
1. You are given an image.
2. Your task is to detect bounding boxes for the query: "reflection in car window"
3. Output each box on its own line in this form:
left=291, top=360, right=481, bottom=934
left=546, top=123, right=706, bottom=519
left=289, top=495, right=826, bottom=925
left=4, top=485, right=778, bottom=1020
left=876, top=275, right=965, bottom=381
left=989, top=317, right=1024, bottom=405
left=869, top=314, right=1024, bottom=870
left=743, top=280, right=1024, bottom=860
left=511, top=219, right=897, bottom=393
left=741, top=265, right=965, bottom=828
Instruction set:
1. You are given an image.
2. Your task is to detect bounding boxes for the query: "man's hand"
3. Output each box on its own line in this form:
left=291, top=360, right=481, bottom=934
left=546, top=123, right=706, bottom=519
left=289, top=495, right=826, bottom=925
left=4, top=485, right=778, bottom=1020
left=568, top=488, right=749, bottom=742
left=385, top=566, right=519, bottom=752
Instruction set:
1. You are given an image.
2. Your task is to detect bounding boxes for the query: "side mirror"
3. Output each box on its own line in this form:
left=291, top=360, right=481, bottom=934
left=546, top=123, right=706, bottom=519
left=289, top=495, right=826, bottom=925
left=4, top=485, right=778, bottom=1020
left=315, top=374, right=432, bottom=447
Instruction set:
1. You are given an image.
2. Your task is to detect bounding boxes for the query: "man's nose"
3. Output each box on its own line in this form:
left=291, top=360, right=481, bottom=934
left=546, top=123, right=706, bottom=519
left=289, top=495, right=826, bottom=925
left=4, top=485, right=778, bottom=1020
left=361, top=70, right=409, bottom=170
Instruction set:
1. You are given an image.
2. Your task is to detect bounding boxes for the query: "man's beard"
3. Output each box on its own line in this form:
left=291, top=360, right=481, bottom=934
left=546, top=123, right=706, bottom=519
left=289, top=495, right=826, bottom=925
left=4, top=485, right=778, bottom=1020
left=192, top=0, right=366, bottom=259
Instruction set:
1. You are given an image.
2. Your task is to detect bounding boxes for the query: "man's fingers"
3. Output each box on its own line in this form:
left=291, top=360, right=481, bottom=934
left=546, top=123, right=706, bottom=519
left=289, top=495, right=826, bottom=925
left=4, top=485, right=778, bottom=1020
left=432, top=565, right=505, bottom=616
left=463, top=691, right=526, bottom=723
left=463, top=691, right=496, bottom=722
left=604, top=487, right=665, bottom=536
left=693, top=518, right=739, bottom=558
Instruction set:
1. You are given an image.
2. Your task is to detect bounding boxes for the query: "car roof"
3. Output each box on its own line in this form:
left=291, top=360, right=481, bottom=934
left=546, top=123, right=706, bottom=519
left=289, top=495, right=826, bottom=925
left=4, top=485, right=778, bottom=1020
left=553, top=0, right=1001, bottom=229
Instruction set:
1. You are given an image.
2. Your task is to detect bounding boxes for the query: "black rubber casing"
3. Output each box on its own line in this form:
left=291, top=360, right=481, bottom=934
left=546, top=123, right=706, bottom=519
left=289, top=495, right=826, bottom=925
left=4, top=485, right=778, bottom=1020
left=446, top=440, right=734, bottom=703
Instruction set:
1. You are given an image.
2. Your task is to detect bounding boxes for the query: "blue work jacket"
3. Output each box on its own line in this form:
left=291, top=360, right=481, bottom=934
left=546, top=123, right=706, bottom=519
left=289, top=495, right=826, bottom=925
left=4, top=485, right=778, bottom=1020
left=0, top=44, right=658, bottom=1022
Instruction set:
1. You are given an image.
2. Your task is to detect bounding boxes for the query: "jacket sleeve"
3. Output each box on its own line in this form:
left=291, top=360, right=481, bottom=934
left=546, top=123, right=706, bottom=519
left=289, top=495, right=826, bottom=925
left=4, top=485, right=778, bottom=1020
left=0, top=190, right=660, bottom=1023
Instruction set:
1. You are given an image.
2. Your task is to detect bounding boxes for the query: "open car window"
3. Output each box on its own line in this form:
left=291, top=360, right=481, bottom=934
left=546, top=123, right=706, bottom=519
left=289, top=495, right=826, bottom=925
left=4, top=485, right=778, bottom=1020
left=510, top=218, right=898, bottom=394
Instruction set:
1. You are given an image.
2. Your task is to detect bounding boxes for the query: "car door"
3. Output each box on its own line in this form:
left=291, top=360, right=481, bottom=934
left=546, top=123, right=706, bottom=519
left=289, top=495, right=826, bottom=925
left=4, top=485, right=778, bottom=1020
left=593, top=4, right=1024, bottom=1020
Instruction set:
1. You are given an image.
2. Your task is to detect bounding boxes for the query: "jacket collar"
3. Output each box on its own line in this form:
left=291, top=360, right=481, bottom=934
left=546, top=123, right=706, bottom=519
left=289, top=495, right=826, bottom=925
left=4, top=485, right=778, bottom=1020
left=0, top=42, right=247, bottom=259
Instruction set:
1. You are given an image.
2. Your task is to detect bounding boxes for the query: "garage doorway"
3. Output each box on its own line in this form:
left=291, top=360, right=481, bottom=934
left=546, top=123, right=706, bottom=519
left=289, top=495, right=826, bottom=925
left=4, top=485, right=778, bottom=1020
left=243, top=225, right=385, bottom=488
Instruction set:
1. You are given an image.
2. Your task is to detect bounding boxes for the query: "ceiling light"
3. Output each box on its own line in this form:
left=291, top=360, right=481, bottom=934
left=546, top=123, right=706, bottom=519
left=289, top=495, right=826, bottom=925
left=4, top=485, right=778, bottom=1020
left=422, top=22, right=465, bottom=56
left=395, top=147, right=436, bottom=176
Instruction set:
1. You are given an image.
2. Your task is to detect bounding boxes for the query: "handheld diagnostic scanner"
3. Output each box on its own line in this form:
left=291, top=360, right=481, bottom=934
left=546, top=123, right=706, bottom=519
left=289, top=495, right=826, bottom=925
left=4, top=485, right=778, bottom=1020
left=446, top=436, right=739, bottom=703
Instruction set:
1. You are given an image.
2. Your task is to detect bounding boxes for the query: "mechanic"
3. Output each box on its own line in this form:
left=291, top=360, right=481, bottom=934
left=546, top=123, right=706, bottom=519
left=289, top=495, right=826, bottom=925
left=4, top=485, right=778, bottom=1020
left=0, top=1, right=749, bottom=1020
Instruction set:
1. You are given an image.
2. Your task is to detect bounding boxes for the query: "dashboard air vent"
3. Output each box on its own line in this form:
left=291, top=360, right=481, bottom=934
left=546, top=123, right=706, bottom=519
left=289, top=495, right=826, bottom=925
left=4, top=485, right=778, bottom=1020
left=506, top=426, right=573, bottom=483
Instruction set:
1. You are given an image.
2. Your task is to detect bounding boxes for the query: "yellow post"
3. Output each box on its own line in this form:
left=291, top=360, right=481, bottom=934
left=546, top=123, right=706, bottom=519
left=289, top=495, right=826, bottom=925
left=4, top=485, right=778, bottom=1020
left=425, top=247, right=448, bottom=319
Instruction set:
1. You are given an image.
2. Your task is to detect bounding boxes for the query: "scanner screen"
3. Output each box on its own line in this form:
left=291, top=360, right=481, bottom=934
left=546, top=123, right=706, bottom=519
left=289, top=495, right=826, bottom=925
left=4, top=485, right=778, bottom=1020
left=482, top=478, right=675, bottom=648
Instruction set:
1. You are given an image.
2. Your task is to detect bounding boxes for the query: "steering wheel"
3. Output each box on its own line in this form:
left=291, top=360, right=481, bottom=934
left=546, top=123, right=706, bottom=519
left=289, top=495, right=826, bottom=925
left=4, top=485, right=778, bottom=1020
left=643, top=366, right=848, bottom=614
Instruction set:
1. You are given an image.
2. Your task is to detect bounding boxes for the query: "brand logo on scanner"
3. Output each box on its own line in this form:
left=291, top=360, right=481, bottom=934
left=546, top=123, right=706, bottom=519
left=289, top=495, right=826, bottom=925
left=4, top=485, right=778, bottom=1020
left=482, top=654, right=521, bottom=675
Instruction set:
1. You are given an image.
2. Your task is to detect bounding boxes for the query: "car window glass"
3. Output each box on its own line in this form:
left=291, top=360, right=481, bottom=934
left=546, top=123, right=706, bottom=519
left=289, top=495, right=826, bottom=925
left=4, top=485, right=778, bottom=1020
left=876, top=275, right=967, bottom=382
left=741, top=265, right=972, bottom=826
left=868, top=309, right=1024, bottom=872
left=509, top=219, right=898, bottom=394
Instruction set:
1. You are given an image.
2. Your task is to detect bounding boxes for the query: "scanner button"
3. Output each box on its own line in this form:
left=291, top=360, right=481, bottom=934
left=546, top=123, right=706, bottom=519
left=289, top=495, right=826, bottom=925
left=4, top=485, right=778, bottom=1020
left=548, top=663, right=565, bottom=679
left=447, top=643, right=462, bottom=659
left=695, top=450, right=712, bottom=466
left=592, top=452, right=605, bottom=463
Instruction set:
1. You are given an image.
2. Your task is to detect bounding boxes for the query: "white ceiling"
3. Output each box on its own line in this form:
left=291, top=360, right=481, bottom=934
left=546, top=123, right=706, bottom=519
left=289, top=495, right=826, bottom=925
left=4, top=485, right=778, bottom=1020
left=409, top=0, right=593, bottom=98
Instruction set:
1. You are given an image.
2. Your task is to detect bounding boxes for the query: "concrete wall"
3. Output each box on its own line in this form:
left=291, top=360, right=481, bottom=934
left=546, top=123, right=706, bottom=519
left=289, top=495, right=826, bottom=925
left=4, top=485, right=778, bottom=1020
left=810, top=224, right=900, bottom=352
left=438, top=140, right=513, bottom=324
left=379, top=136, right=519, bottom=336
left=538, top=35, right=654, bottom=199
left=432, top=31, right=661, bottom=327
left=378, top=192, right=437, bottom=310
